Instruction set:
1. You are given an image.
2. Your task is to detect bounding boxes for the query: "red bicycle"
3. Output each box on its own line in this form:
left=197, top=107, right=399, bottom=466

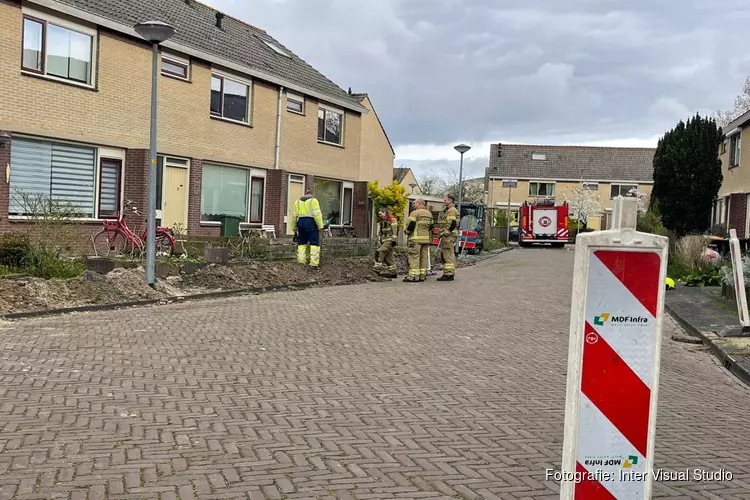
left=92, top=200, right=175, bottom=257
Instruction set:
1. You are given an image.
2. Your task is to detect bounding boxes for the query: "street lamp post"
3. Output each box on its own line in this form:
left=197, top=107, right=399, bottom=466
left=454, top=143, right=471, bottom=255
left=134, top=21, right=176, bottom=288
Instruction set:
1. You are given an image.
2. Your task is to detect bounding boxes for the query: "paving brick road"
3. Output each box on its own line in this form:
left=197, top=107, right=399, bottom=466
left=1, top=248, right=749, bottom=499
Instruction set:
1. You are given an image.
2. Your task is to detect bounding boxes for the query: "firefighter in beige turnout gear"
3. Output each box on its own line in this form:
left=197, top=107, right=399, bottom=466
left=437, top=195, right=459, bottom=281
left=403, top=198, right=433, bottom=282
left=374, top=207, right=399, bottom=278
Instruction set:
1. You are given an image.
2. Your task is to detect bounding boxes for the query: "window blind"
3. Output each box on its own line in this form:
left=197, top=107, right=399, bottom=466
left=99, top=160, right=120, bottom=216
left=9, top=137, right=95, bottom=216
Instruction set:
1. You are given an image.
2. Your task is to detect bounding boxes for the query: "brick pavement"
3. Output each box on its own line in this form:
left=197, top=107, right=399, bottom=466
left=0, top=248, right=749, bottom=499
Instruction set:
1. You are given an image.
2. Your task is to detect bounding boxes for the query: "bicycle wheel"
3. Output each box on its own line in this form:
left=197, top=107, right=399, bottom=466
left=155, top=231, right=175, bottom=257
left=92, top=229, right=127, bottom=257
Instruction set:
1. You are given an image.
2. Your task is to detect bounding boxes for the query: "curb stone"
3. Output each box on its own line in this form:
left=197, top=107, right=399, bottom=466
left=665, top=302, right=750, bottom=389
left=0, top=281, right=318, bottom=321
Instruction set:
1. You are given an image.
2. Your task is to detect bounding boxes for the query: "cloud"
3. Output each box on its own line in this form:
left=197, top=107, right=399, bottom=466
left=203, top=0, right=750, bottom=173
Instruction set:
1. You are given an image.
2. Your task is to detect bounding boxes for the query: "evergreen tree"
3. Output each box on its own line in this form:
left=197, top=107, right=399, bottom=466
left=650, top=113, right=723, bottom=236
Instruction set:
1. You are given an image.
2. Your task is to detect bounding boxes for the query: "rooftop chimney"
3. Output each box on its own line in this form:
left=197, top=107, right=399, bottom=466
left=215, top=12, right=224, bottom=28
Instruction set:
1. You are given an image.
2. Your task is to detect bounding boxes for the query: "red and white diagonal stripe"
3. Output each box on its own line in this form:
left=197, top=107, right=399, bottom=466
left=574, top=249, right=662, bottom=499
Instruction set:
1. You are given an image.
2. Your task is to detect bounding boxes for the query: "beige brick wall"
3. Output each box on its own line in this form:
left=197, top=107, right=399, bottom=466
left=399, top=169, right=421, bottom=195
left=719, top=130, right=750, bottom=196
left=279, top=94, right=362, bottom=180
left=0, top=2, right=354, bottom=172
left=358, top=96, right=394, bottom=186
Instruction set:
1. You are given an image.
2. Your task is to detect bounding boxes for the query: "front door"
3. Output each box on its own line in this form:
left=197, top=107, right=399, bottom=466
left=163, top=166, right=188, bottom=229
left=287, top=175, right=305, bottom=234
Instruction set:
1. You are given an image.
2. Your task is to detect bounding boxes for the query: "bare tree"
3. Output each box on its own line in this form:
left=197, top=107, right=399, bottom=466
left=715, top=76, right=750, bottom=128
left=443, top=169, right=484, bottom=203
left=418, top=173, right=446, bottom=196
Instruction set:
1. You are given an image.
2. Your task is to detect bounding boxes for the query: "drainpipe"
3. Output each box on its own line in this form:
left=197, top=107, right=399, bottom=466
left=274, top=86, right=284, bottom=169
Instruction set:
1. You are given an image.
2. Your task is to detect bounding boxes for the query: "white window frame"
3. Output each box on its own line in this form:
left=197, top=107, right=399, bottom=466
left=730, top=132, right=741, bottom=168
left=318, top=103, right=345, bottom=146
left=286, top=92, right=304, bottom=114
left=531, top=152, right=547, bottom=161
left=161, top=52, right=190, bottom=81
left=98, top=148, right=126, bottom=220
left=341, top=181, right=354, bottom=226
left=8, top=136, right=124, bottom=221
left=528, top=181, right=555, bottom=197
left=210, top=70, right=253, bottom=125
left=21, top=7, right=98, bottom=89
left=610, top=183, right=638, bottom=199
left=199, top=163, right=267, bottom=226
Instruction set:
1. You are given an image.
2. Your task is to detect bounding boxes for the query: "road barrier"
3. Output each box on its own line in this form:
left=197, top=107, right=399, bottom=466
left=728, top=229, right=750, bottom=329
left=560, top=196, right=669, bottom=499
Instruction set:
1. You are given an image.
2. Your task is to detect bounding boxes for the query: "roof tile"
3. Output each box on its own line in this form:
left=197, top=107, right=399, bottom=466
left=55, top=0, right=363, bottom=109
left=487, top=144, right=656, bottom=182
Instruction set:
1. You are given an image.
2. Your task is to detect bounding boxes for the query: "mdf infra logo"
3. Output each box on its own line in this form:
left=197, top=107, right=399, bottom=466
left=594, top=313, right=648, bottom=326
left=593, top=313, right=610, bottom=326
left=623, top=455, right=639, bottom=469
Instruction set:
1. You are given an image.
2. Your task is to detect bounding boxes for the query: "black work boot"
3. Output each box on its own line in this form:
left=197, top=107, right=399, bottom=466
left=437, top=274, right=454, bottom=281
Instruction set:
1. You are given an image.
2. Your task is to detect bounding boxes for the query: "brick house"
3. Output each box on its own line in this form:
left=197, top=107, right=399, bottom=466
left=485, top=144, right=656, bottom=230
left=714, top=110, right=750, bottom=237
left=0, top=0, right=394, bottom=243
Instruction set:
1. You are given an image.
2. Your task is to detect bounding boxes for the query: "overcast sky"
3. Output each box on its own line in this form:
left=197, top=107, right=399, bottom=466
left=205, top=0, right=750, bottom=182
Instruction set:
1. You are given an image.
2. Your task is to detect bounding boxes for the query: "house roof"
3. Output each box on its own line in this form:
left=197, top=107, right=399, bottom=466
left=487, top=143, right=656, bottom=183
left=725, top=109, right=750, bottom=134
left=51, top=0, right=367, bottom=113
left=393, top=167, right=411, bottom=183
left=351, top=92, right=395, bottom=156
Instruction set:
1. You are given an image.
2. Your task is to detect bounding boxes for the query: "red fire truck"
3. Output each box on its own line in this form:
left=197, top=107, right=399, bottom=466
left=518, top=199, right=570, bottom=248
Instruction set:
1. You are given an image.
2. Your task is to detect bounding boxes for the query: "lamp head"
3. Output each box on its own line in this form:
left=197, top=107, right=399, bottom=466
left=454, top=143, right=471, bottom=155
left=134, top=21, right=177, bottom=44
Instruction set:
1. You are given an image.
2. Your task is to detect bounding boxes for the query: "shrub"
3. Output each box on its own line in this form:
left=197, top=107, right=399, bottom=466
left=0, top=232, right=31, bottom=269
left=636, top=211, right=664, bottom=234
left=674, top=235, right=711, bottom=271
left=719, top=255, right=750, bottom=295
left=26, top=247, right=85, bottom=279
left=484, top=238, right=506, bottom=251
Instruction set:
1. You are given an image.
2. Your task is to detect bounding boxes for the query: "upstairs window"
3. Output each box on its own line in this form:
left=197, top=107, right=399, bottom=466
left=730, top=133, right=741, bottom=167
left=210, top=74, right=250, bottom=124
left=529, top=182, right=555, bottom=197
left=161, top=54, right=189, bottom=80
left=22, top=15, right=95, bottom=86
left=287, top=93, right=304, bottom=114
left=610, top=184, right=637, bottom=199
left=318, top=105, right=343, bottom=146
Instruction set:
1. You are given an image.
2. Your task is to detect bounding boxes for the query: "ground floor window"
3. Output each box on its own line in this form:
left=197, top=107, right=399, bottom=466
left=201, top=163, right=264, bottom=223
left=313, top=178, right=354, bottom=226
left=9, top=136, right=121, bottom=219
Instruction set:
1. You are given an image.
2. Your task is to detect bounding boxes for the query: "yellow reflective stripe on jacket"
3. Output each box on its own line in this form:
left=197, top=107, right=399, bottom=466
left=293, top=198, right=324, bottom=229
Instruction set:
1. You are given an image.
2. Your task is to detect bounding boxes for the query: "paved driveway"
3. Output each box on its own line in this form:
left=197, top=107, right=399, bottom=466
left=1, top=248, right=749, bottom=499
